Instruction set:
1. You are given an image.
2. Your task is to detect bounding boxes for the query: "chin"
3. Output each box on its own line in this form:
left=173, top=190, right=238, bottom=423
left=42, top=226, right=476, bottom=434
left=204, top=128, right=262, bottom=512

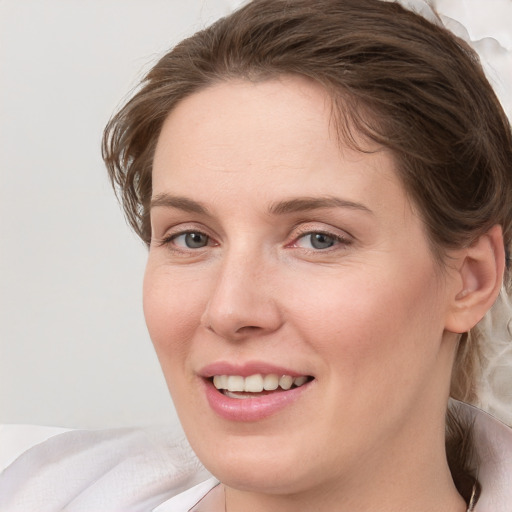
left=205, top=456, right=312, bottom=495
left=183, top=422, right=330, bottom=496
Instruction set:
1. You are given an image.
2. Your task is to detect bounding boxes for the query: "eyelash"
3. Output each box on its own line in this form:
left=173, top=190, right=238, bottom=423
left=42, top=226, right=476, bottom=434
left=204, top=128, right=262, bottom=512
left=156, top=226, right=351, bottom=255
left=288, top=229, right=352, bottom=252
left=157, top=230, right=216, bottom=251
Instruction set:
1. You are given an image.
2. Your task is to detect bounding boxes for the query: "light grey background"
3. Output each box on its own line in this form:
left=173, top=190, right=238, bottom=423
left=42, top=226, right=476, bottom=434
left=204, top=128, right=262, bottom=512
left=1, top=0, right=510, bottom=429
left=0, top=0, right=239, bottom=428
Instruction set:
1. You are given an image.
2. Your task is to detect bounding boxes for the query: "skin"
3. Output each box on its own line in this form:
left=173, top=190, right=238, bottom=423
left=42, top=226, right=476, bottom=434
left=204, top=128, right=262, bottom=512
left=143, top=76, right=497, bottom=511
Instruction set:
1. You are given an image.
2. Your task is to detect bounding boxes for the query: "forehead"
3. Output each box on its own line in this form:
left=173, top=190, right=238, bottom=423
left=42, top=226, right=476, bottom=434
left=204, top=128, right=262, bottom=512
left=152, top=77, right=403, bottom=202
left=154, top=76, right=334, bottom=174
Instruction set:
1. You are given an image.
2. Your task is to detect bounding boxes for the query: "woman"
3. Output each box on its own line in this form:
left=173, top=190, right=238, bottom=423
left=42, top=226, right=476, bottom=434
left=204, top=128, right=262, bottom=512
left=1, top=0, right=511, bottom=510
left=103, top=0, right=512, bottom=509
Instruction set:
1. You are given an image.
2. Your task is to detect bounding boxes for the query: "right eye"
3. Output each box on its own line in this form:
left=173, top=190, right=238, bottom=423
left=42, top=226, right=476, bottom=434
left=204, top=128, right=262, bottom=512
left=170, top=231, right=210, bottom=249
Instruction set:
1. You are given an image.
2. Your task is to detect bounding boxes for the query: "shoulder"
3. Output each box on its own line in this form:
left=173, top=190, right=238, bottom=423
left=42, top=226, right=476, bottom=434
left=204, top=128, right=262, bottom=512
left=0, top=424, right=211, bottom=511
left=0, top=424, right=71, bottom=472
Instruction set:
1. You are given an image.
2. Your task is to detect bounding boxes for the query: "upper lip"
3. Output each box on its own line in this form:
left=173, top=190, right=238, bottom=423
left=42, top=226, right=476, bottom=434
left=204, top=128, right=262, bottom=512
left=199, top=361, right=311, bottom=378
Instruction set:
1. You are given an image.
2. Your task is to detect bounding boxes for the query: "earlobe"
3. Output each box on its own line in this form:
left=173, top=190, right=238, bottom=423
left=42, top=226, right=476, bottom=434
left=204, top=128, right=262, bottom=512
left=445, top=225, right=505, bottom=334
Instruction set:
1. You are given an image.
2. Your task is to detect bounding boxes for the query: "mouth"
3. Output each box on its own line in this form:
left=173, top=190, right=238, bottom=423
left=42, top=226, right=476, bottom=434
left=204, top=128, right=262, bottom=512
left=210, top=373, right=314, bottom=399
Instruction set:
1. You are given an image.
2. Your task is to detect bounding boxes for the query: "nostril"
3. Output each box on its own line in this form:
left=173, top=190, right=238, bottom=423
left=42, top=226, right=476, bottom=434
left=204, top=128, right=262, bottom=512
left=236, top=325, right=261, bottom=333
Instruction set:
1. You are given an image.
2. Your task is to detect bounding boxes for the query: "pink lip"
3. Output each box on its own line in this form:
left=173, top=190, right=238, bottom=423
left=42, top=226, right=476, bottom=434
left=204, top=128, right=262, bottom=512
left=199, top=361, right=314, bottom=422
left=199, top=361, right=307, bottom=378
left=202, top=379, right=312, bottom=422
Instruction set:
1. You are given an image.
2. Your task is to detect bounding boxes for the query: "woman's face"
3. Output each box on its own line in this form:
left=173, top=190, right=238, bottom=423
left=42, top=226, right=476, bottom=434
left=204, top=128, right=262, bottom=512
left=144, top=77, right=460, bottom=496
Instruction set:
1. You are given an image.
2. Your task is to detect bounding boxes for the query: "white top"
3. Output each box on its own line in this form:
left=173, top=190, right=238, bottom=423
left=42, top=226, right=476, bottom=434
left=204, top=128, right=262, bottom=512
left=0, top=402, right=510, bottom=511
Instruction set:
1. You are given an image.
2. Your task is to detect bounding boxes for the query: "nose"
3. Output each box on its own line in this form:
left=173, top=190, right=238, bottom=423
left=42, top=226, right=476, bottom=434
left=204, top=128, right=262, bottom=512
left=200, top=253, right=283, bottom=341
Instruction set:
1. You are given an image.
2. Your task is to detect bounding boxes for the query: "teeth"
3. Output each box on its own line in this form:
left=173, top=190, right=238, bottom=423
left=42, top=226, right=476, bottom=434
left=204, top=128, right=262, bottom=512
left=293, top=376, right=308, bottom=387
left=212, top=373, right=310, bottom=392
left=244, top=374, right=264, bottom=392
left=263, top=374, right=279, bottom=391
left=279, top=375, right=293, bottom=390
left=227, top=375, right=244, bottom=392
left=213, top=375, right=228, bottom=389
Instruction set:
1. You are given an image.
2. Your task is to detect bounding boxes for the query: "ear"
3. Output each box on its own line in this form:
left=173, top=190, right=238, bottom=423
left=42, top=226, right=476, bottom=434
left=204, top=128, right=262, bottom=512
left=445, top=225, right=505, bottom=334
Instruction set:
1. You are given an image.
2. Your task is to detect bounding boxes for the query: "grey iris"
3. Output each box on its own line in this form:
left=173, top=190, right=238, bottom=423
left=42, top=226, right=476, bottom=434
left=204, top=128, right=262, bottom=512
left=185, top=233, right=208, bottom=248
left=310, top=233, right=335, bottom=249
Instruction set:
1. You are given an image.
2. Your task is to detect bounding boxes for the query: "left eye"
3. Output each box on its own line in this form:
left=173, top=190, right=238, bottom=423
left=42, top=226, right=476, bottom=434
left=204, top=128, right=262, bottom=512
left=172, top=232, right=210, bottom=249
left=295, top=232, right=339, bottom=250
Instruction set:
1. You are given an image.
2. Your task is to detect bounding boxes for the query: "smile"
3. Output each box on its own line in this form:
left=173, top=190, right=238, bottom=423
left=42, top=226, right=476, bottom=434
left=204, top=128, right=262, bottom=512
left=203, top=370, right=314, bottom=421
left=212, top=374, right=311, bottom=397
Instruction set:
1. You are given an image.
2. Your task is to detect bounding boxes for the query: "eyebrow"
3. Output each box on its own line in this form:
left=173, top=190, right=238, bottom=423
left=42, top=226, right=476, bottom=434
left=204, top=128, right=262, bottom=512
left=268, top=196, right=373, bottom=215
left=150, top=193, right=372, bottom=216
left=150, top=194, right=210, bottom=214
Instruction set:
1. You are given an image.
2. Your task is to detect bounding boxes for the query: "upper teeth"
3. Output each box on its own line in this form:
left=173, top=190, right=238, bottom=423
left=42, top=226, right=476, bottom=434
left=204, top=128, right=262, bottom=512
left=213, top=374, right=308, bottom=393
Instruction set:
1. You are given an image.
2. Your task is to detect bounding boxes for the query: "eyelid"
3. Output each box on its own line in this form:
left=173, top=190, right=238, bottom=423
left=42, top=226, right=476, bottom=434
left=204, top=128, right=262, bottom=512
left=287, top=223, right=353, bottom=250
left=152, top=221, right=353, bottom=252
left=162, top=232, right=212, bottom=248
left=153, top=223, right=218, bottom=249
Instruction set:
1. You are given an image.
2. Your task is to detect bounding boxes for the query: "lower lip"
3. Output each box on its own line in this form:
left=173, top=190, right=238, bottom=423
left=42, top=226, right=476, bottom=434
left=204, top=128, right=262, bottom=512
left=203, top=379, right=312, bottom=422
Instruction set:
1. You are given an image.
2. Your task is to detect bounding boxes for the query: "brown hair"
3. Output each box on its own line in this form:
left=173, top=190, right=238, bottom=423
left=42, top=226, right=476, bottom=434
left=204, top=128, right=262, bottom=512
left=103, top=1, right=512, bottom=255
left=102, top=0, right=512, bottom=483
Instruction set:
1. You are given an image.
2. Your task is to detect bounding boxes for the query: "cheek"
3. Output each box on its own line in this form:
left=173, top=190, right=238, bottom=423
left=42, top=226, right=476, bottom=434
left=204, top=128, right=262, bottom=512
left=288, top=261, right=444, bottom=373
left=287, top=266, right=446, bottom=438
left=142, top=265, right=205, bottom=365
